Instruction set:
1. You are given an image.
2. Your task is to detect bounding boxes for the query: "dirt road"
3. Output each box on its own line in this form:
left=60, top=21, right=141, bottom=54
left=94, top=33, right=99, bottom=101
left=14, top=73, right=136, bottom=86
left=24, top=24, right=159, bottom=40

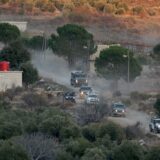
left=31, top=49, right=159, bottom=134
left=108, top=108, right=151, bottom=133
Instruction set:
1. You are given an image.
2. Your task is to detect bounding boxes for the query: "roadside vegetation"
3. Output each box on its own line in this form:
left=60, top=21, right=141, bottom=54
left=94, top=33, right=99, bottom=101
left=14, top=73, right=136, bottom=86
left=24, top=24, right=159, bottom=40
left=0, top=96, right=158, bottom=160
left=95, top=46, right=142, bottom=91
left=0, top=23, right=39, bottom=85
left=0, top=21, right=160, bottom=159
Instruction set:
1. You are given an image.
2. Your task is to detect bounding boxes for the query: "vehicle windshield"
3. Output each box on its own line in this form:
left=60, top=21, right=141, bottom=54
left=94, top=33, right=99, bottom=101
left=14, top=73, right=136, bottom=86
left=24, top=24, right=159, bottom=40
left=89, top=95, right=97, bottom=98
left=155, top=119, right=160, bottom=123
left=81, top=87, right=91, bottom=90
left=76, top=74, right=86, bottom=78
left=114, top=104, right=125, bottom=108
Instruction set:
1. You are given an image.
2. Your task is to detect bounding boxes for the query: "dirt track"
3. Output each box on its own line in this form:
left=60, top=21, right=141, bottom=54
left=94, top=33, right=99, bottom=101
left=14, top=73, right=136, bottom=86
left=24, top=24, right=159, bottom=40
left=108, top=108, right=151, bottom=133
left=31, top=49, right=160, bottom=135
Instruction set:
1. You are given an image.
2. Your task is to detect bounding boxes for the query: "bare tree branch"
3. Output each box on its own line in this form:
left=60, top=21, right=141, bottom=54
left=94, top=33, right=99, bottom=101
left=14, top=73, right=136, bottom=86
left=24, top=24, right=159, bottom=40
left=14, top=133, right=58, bottom=160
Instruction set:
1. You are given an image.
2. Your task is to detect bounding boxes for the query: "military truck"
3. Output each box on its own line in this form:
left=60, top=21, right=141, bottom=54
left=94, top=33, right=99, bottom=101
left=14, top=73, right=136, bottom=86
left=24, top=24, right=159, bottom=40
left=70, top=71, right=88, bottom=87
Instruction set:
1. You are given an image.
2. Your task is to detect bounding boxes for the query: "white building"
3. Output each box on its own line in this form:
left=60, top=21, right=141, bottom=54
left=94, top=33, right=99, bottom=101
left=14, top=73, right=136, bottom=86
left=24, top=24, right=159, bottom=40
left=0, top=21, right=27, bottom=32
left=0, top=71, right=23, bottom=91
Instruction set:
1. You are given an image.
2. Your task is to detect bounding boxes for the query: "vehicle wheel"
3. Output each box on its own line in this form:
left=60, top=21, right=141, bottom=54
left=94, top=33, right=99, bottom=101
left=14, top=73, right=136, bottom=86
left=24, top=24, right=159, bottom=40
left=154, top=128, right=158, bottom=134
left=149, top=127, right=153, bottom=132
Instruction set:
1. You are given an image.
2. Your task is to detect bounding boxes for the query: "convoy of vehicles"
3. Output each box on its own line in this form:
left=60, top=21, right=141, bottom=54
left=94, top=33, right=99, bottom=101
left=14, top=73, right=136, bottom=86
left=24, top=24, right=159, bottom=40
left=68, top=70, right=160, bottom=136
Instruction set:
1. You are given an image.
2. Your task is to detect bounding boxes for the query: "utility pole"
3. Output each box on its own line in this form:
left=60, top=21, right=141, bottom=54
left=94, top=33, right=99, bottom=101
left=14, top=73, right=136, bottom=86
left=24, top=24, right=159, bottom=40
left=127, top=50, right=130, bottom=84
left=42, top=32, right=47, bottom=59
left=87, top=40, right=90, bottom=74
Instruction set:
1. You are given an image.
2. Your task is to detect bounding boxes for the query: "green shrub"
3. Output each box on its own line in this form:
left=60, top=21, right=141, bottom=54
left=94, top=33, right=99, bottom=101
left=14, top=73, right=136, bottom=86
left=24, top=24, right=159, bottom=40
left=81, top=147, right=106, bottom=160
left=55, top=149, right=74, bottom=160
left=24, top=119, right=38, bottom=133
left=0, top=121, right=22, bottom=139
left=60, top=125, right=81, bottom=140
left=0, top=23, right=20, bottom=44
left=39, top=116, right=65, bottom=137
left=112, top=141, right=144, bottom=160
left=96, top=134, right=113, bottom=149
left=145, top=147, right=160, bottom=160
left=0, top=41, right=30, bottom=69
left=82, top=125, right=97, bottom=142
left=20, top=62, right=39, bottom=85
left=153, top=43, right=160, bottom=57
left=0, top=141, right=29, bottom=160
left=66, top=138, right=92, bottom=157
left=28, top=35, right=48, bottom=50
left=98, top=122, right=125, bottom=143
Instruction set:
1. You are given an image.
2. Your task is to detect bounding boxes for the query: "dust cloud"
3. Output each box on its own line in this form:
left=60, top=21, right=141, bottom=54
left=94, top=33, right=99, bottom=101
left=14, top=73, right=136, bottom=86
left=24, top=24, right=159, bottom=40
left=31, top=48, right=160, bottom=96
left=31, top=49, right=71, bottom=87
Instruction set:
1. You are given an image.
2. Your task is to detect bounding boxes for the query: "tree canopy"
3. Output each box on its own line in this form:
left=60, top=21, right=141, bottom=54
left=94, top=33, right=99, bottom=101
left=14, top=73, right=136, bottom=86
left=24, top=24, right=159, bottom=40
left=112, top=141, right=144, bottom=160
left=49, top=24, right=96, bottom=67
left=95, top=46, right=142, bottom=82
left=153, top=43, right=160, bottom=59
left=145, top=147, right=160, bottom=160
left=0, top=41, right=30, bottom=69
left=0, top=23, right=20, bottom=44
left=24, top=35, right=48, bottom=50
left=0, top=141, right=29, bottom=160
left=154, top=98, right=160, bottom=116
left=20, top=62, right=39, bottom=85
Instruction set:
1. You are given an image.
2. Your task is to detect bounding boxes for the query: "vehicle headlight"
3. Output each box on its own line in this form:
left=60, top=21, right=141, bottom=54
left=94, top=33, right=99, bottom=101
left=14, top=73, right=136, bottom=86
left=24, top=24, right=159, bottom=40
left=115, top=110, right=117, bottom=112
left=76, top=79, right=78, bottom=83
left=81, top=91, right=84, bottom=95
left=86, top=80, right=88, bottom=83
left=122, top=110, right=125, bottom=113
left=156, top=124, right=160, bottom=128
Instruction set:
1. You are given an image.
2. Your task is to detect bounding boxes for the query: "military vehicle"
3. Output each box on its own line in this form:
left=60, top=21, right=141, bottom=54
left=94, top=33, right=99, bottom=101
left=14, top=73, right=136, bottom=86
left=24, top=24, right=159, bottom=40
left=70, top=71, right=88, bottom=87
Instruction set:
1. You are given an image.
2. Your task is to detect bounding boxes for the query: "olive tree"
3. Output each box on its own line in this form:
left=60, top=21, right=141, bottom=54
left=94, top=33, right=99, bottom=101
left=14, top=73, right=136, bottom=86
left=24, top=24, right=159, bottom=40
left=145, top=147, right=160, bottom=160
left=0, top=23, right=20, bottom=44
left=81, top=148, right=106, bottom=160
left=112, top=141, right=144, bottom=160
left=0, top=41, right=30, bottom=69
left=20, top=62, right=39, bottom=85
left=0, top=141, right=29, bottom=160
left=153, top=43, right=160, bottom=58
left=14, top=133, right=56, bottom=160
left=49, top=24, right=96, bottom=69
left=95, top=46, right=142, bottom=90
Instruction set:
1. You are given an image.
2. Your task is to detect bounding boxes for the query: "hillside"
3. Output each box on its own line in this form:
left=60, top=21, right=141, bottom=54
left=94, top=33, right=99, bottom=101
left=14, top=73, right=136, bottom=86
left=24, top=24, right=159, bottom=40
left=0, top=0, right=160, bottom=51
left=0, top=0, right=160, bottom=17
